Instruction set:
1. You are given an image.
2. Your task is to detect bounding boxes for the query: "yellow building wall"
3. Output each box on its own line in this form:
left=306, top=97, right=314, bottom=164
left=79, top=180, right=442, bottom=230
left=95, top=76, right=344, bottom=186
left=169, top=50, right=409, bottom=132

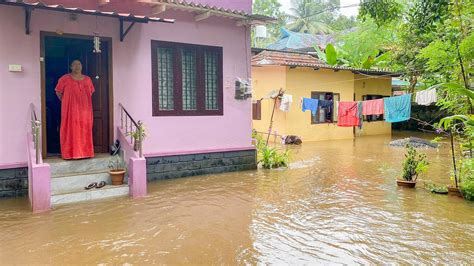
left=251, top=67, right=393, bottom=143
left=354, top=74, right=393, bottom=136
left=285, top=68, right=355, bottom=142
left=252, top=66, right=288, bottom=142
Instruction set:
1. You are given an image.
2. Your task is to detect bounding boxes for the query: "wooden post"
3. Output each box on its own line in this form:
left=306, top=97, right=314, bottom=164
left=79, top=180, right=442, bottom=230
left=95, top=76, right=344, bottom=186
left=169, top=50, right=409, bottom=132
left=450, top=131, right=459, bottom=187
left=265, top=88, right=283, bottom=146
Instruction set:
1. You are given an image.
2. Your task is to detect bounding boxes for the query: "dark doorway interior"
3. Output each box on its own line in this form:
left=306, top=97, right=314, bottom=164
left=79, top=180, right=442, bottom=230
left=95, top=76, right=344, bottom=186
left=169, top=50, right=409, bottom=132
left=44, top=35, right=110, bottom=156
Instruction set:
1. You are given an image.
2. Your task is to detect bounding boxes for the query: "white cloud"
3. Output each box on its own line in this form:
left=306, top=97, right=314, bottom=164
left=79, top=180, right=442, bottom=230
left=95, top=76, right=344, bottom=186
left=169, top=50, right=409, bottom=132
left=278, top=0, right=360, bottom=17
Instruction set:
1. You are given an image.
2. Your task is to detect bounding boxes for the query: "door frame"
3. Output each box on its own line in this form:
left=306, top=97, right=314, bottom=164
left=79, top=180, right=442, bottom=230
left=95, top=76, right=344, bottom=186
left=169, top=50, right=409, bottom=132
left=40, top=31, right=114, bottom=158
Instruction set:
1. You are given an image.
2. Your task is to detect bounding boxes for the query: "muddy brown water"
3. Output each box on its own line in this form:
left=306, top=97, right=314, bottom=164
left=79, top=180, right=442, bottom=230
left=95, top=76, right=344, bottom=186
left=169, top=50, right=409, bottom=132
left=1, top=133, right=473, bottom=264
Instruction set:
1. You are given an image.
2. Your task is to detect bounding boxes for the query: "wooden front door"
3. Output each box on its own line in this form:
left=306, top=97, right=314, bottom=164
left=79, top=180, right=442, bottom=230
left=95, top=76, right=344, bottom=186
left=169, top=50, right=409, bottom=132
left=43, top=34, right=111, bottom=156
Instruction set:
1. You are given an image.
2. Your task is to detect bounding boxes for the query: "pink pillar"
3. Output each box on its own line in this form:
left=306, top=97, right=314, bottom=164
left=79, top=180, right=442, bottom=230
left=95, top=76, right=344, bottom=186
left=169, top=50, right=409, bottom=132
left=129, top=157, right=147, bottom=198
left=29, top=164, right=51, bottom=213
left=27, top=133, right=51, bottom=213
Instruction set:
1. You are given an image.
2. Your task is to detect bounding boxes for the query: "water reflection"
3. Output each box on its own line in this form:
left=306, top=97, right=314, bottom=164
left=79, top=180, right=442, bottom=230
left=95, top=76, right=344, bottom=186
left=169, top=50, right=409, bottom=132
left=0, top=133, right=473, bottom=264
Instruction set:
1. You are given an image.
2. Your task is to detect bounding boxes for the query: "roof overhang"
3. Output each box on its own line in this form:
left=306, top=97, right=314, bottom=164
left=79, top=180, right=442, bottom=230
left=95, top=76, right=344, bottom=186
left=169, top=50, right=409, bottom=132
left=0, top=0, right=175, bottom=41
left=138, top=0, right=276, bottom=26
left=252, top=49, right=401, bottom=77
left=0, top=0, right=175, bottom=23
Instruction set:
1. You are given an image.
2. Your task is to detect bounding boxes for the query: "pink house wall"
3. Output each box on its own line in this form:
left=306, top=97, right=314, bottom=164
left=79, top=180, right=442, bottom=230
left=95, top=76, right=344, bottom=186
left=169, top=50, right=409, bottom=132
left=0, top=5, right=252, bottom=165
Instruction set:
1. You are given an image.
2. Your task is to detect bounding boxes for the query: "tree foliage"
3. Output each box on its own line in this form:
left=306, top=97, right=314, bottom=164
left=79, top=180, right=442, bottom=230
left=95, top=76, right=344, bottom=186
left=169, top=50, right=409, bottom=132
left=252, top=0, right=287, bottom=47
left=359, top=0, right=402, bottom=27
left=287, top=0, right=338, bottom=34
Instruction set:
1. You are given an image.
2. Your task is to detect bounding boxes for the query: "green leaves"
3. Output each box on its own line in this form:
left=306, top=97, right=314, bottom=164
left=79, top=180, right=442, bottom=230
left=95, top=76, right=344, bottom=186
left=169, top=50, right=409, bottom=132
left=401, top=145, right=429, bottom=181
left=359, top=0, right=402, bottom=27
left=259, top=146, right=290, bottom=169
left=325, top=43, right=338, bottom=66
left=313, top=45, right=327, bottom=62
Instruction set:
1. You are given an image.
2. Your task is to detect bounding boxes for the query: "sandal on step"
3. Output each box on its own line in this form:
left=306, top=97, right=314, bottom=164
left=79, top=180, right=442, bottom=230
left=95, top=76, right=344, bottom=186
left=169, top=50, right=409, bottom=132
left=96, top=181, right=106, bottom=189
left=85, top=182, right=97, bottom=190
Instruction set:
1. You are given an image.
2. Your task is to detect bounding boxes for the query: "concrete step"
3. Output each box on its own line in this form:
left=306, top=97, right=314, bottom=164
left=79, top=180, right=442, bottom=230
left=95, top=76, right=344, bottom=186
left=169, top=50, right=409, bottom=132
left=51, top=185, right=129, bottom=206
left=46, top=155, right=114, bottom=177
left=51, top=171, right=111, bottom=194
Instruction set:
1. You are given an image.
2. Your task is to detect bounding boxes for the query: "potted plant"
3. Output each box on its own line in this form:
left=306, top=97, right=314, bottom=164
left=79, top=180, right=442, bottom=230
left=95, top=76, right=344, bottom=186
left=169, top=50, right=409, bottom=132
left=397, top=145, right=429, bottom=188
left=127, top=122, right=146, bottom=151
left=108, top=156, right=126, bottom=185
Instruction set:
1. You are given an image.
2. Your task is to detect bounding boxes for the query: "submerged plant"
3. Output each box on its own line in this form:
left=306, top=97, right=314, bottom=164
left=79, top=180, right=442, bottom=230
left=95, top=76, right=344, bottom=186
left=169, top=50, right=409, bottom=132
left=259, top=146, right=290, bottom=169
left=401, top=145, right=429, bottom=181
left=424, top=182, right=448, bottom=194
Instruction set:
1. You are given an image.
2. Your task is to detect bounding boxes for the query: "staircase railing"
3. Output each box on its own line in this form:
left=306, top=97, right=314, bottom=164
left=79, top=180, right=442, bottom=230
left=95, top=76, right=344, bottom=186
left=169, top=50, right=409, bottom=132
left=30, top=103, right=42, bottom=164
left=119, top=103, right=143, bottom=157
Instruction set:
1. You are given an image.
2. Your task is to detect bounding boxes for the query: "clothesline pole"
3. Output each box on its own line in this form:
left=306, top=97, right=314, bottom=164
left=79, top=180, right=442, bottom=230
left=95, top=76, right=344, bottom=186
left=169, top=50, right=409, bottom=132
left=450, top=130, right=459, bottom=188
left=266, top=88, right=283, bottom=146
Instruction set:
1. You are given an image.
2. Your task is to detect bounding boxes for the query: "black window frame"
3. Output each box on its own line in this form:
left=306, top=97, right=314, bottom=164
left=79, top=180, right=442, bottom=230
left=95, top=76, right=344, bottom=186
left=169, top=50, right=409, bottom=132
left=151, top=40, right=223, bottom=116
left=310, top=92, right=340, bottom=124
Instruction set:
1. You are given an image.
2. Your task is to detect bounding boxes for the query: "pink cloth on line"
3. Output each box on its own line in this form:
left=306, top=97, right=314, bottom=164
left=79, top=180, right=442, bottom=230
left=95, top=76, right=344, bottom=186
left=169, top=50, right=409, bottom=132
left=337, top=101, right=359, bottom=127
left=362, top=98, right=384, bottom=115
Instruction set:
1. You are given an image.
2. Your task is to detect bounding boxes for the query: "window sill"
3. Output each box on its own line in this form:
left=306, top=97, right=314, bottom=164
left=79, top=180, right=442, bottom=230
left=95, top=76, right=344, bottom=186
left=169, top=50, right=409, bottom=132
left=152, top=110, right=224, bottom=117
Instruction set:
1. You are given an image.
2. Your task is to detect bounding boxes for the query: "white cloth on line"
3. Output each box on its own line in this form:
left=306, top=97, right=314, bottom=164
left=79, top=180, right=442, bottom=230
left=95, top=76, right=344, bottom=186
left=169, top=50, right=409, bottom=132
left=279, top=94, right=293, bottom=112
left=415, top=88, right=437, bottom=105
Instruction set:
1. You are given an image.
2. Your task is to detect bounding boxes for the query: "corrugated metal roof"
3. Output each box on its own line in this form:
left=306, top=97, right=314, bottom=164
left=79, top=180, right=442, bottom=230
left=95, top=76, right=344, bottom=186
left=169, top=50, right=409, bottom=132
left=252, top=50, right=400, bottom=76
left=0, top=0, right=175, bottom=23
left=266, top=28, right=335, bottom=51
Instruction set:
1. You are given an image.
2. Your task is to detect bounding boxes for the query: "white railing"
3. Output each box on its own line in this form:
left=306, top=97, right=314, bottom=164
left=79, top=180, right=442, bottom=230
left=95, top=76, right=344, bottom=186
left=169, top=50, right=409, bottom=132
left=119, top=103, right=143, bottom=157
left=30, top=103, right=42, bottom=164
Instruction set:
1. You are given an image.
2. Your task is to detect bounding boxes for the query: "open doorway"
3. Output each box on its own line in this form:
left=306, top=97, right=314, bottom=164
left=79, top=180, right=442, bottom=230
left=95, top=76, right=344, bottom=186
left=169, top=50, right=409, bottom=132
left=42, top=33, right=111, bottom=157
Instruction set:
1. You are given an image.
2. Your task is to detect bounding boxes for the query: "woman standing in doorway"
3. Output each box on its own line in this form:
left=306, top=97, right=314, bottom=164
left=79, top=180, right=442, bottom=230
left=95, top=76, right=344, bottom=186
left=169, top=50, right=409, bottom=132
left=55, top=60, right=95, bottom=160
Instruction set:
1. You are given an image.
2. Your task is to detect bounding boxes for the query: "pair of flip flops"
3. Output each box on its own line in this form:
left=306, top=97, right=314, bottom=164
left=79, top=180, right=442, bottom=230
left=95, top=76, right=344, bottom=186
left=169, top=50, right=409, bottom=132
left=84, top=181, right=106, bottom=190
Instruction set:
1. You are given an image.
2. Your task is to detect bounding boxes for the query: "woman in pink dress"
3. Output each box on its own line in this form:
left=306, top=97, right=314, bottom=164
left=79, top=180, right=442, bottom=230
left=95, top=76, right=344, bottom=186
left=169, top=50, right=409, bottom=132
left=55, top=60, right=95, bottom=159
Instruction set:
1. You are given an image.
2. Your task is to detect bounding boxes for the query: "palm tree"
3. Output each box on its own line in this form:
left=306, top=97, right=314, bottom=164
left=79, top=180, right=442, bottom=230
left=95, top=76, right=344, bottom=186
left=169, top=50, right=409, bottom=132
left=287, top=0, right=337, bottom=34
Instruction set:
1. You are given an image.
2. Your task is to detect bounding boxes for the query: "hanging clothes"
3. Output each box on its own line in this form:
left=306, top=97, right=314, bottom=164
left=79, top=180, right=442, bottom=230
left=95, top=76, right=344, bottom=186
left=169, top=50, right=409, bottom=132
left=384, top=94, right=412, bottom=123
left=337, top=101, right=359, bottom=127
left=302, top=98, right=318, bottom=115
left=415, top=88, right=437, bottom=105
left=357, top=101, right=363, bottom=129
left=362, top=98, right=384, bottom=115
left=279, top=94, right=293, bottom=112
left=55, top=74, right=95, bottom=159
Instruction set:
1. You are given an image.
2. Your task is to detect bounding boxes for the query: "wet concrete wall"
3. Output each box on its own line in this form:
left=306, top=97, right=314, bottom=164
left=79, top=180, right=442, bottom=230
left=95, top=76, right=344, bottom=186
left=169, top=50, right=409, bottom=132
left=0, top=167, right=28, bottom=198
left=146, top=149, right=257, bottom=181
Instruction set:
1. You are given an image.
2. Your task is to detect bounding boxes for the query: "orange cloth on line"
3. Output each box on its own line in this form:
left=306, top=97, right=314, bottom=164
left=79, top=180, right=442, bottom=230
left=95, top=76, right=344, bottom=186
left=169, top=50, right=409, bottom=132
left=55, top=74, right=95, bottom=160
left=362, top=98, right=384, bottom=115
left=337, top=101, right=359, bottom=127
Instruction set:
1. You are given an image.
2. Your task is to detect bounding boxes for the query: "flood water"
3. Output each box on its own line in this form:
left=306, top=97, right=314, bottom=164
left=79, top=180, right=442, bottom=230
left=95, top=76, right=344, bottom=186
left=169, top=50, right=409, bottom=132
left=1, top=132, right=473, bottom=264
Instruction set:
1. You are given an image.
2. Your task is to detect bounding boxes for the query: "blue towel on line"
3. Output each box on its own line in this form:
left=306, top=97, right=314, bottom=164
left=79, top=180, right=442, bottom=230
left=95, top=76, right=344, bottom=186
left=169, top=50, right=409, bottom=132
left=384, top=94, right=412, bottom=123
left=302, top=98, right=319, bottom=116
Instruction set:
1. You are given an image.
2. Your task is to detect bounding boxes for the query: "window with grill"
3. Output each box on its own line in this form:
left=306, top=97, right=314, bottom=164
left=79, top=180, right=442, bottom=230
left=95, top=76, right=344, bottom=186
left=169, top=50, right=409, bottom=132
left=311, top=92, right=340, bottom=124
left=152, top=41, right=223, bottom=116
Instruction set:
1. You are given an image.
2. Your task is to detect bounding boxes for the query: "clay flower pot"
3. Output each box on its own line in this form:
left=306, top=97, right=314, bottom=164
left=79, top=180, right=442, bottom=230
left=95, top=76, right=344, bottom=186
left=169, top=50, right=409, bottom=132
left=110, top=169, right=126, bottom=185
left=447, top=186, right=462, bottom=197
left=397, top=179, right=417, bottom=188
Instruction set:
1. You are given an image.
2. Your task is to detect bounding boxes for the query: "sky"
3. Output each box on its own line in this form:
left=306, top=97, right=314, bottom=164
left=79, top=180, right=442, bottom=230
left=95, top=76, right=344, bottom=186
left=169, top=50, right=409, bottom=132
left=278, top=0, right=360, bottom=18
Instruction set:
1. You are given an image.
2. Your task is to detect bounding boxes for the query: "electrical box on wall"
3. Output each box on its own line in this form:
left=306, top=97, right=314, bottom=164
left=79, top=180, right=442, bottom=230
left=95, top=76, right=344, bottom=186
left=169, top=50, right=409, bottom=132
left=235, top=78, right=252, bottom=100
left=8, top=64, right=22, bottom=72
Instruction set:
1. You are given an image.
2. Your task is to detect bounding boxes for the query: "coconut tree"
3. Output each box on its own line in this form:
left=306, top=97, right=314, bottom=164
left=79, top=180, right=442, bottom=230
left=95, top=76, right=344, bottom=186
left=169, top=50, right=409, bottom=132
left=287, top=0, right=338, bottom=34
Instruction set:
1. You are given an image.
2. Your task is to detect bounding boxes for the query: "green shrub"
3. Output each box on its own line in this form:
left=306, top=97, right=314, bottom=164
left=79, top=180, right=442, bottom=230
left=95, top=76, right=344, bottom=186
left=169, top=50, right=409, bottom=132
left=459, top=158, right=474, bottom=201
left=259, top=146, right=290, bottom=169
left=460, top=181, right=474, bottom=201
left=401, top=145, right=429, bottom=181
